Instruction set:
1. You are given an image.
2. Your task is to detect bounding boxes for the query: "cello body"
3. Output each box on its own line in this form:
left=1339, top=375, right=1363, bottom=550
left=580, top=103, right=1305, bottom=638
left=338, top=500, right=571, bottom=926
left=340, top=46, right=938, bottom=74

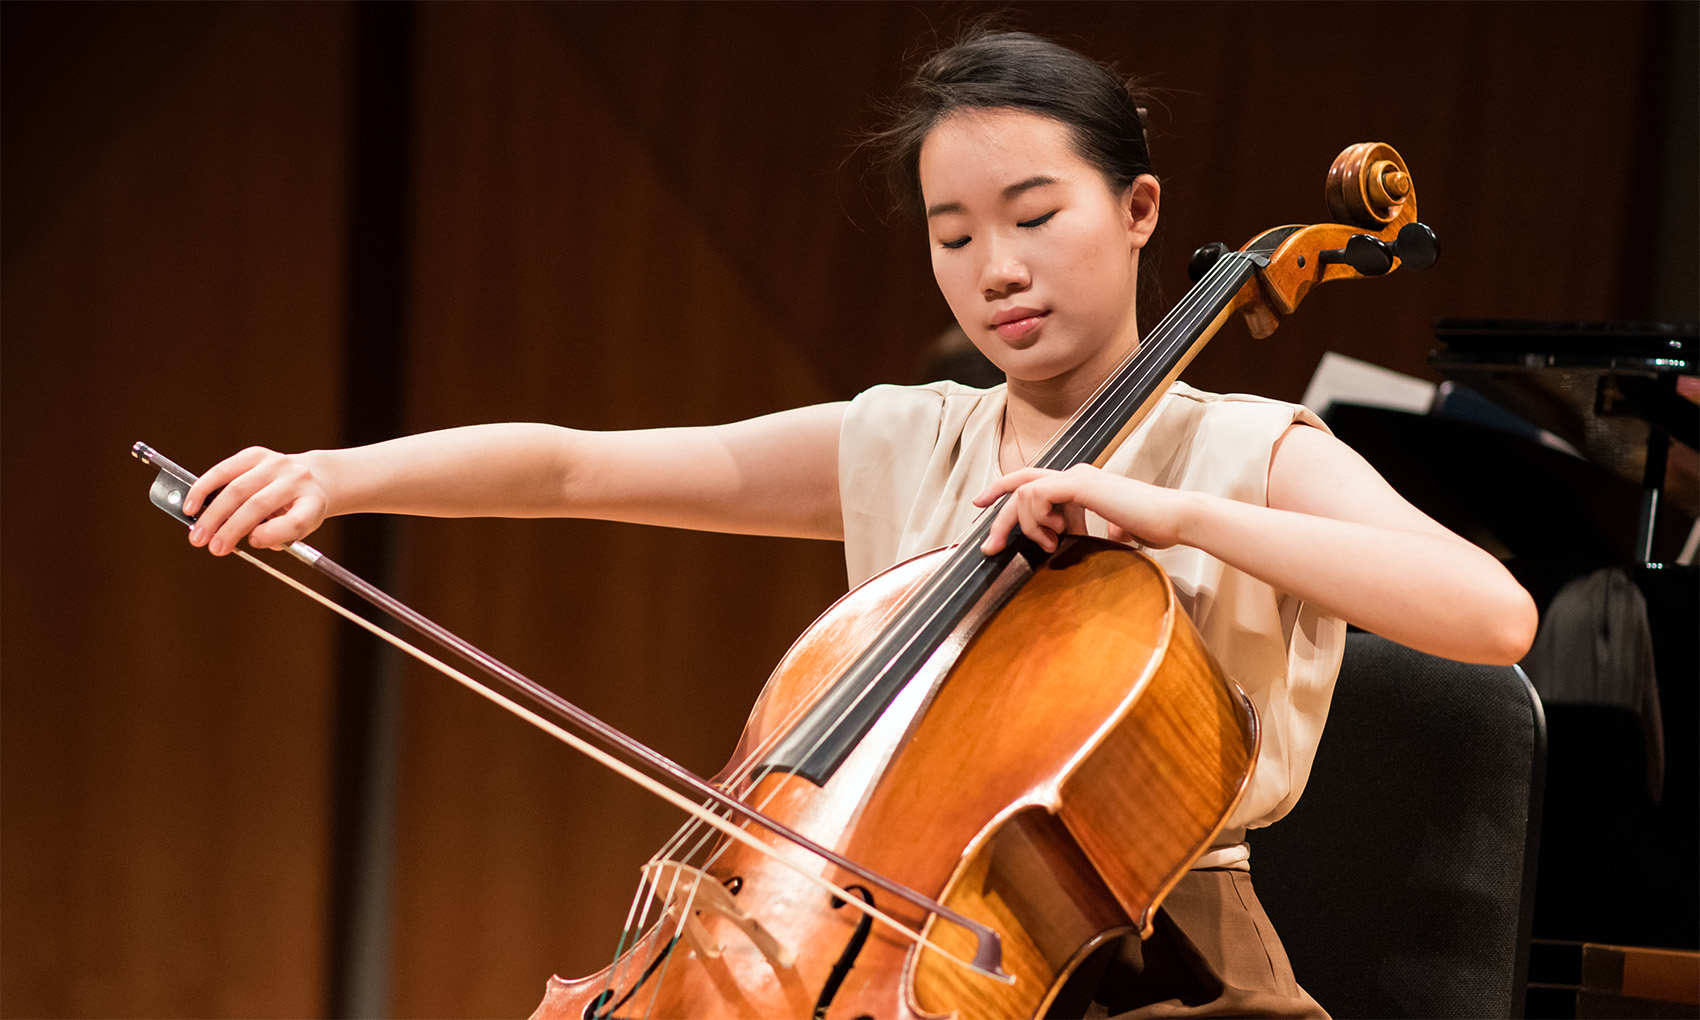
left=532, top=536, right=1257, bottom=1019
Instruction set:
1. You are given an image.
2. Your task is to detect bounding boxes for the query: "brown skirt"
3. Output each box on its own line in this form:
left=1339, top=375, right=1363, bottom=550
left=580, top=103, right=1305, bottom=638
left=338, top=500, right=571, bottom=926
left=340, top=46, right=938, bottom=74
left=1051, top=869, right=1330, bottom=1019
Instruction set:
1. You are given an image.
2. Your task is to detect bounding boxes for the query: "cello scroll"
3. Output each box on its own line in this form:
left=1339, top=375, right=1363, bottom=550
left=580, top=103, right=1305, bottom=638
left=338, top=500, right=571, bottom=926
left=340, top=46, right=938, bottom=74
left=1204, top=142, right=1438, bottom=337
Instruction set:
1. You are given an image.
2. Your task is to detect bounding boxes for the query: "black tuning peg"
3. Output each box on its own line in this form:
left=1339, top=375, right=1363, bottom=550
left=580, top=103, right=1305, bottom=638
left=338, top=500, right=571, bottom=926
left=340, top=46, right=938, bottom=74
left=1318, top=223, right=1441, bottom=277
left=1188, top=242, right=1230, bottom=283
left=1319, top=233, right=1395, bottom=276
left=1394, top=222, right=1439, bottom=272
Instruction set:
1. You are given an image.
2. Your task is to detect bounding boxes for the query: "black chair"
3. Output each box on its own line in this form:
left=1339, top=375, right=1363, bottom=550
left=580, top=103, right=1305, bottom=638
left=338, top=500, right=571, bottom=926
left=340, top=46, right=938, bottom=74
left=1250, top=632, right=1546, bottom=1018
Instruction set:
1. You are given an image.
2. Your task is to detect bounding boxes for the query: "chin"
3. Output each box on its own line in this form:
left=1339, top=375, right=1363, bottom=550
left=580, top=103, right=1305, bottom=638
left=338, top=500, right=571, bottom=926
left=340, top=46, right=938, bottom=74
left=1004, top=349, right=1091, bottom=383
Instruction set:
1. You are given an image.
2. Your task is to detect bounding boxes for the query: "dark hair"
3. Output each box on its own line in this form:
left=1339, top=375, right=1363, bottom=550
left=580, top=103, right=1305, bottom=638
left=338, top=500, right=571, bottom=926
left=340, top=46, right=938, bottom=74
left=868, top=30, right=1157, bottom=219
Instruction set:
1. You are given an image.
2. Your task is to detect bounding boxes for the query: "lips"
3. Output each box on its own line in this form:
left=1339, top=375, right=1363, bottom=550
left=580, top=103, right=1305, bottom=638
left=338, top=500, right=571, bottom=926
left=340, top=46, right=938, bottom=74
left=991, top=307, right=1048, bottom=341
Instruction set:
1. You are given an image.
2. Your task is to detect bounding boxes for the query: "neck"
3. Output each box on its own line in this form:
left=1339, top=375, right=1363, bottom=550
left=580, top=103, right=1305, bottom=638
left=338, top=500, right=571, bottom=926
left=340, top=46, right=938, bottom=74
left=1002, top=331, right=1140, bottom=460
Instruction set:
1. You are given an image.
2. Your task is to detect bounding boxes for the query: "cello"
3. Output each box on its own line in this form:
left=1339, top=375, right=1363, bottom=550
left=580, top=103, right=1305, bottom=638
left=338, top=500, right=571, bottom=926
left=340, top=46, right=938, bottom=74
left=138, top=142, right=1434, bottom=1019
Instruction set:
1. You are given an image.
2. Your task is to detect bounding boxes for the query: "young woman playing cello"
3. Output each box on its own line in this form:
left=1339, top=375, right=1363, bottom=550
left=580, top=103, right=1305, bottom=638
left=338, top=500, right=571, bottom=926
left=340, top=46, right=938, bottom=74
left=181, top=30, right=1537, bottom=1018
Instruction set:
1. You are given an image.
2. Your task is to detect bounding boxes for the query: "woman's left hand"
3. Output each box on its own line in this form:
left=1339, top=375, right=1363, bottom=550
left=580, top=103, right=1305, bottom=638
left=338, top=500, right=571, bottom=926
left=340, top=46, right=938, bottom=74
left=973, top=464, right=1189, bottom=554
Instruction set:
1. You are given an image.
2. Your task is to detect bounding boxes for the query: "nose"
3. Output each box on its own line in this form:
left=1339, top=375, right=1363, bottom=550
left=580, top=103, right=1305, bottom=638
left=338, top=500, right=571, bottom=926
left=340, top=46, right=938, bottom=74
left=978, top=240, right=1030, bottom=299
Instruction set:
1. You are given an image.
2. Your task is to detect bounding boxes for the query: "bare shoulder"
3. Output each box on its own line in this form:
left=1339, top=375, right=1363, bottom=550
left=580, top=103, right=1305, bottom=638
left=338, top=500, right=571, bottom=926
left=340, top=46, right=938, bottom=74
left=1266, top=422, right=1450, bottom=536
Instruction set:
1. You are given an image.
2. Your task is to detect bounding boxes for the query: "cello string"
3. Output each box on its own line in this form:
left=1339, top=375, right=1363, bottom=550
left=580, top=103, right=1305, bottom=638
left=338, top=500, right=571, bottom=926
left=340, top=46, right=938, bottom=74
left=1023, top=251, right=1260, bottom=476
left=612, top=807, right=753, bottom=1002
left=605, top=845, right=696, bottom=1011
left=637, top=565, right=936, bottom=888
left=602, top=869, right=660, bottom=1016
left=671, top=252, right=1258, bottom=887
left=649, top=616, right=882, bottom=860
left=601, top=868, right=652, bottom=1009
left=228, top=546, right=1005, bottom=979
left=1054, top=259, right=1265, bottom=466
left=692, top=252, right=1252, bottom=829
left=636, top=860, right=729, bottom=1020
left=622, top=799, right=720, bottom=956
left=635, top=859, right=698, bottom=1018
left=602, top=856, right=705, bottom=1020
left=731, top=250, right=1251, bottom=755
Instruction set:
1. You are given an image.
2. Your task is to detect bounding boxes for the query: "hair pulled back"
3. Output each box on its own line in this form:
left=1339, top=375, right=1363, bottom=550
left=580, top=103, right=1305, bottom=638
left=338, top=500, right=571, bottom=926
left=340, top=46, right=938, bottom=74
left=869, top=30, right=1156, bottom=219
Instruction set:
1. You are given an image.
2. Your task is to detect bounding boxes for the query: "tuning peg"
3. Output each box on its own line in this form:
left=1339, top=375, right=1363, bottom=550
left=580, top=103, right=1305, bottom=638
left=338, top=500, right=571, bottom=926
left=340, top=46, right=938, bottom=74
left=1318, top=223, right=1441, bottom=277
left=1318, top=233, right=1395, bottom=276
left=1394, top=222, right=1439, bottom=272
left=1188, top=242, right=1230, bottom=283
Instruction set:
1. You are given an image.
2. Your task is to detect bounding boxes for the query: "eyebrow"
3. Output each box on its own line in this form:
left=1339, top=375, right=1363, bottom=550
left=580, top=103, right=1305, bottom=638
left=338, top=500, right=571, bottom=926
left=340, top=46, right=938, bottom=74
left=925, top=175, right=1060, bottom=219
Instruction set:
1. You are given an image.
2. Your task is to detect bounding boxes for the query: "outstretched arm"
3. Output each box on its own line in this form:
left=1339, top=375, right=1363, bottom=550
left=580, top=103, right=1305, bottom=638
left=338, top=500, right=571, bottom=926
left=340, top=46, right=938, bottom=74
left=976, top=423, right=1537, bottom=665
left=184, top=402, right=849, bottom=555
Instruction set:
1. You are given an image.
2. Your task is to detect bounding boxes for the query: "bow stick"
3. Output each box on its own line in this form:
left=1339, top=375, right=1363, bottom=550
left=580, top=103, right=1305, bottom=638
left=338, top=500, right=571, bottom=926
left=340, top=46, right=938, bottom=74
left=132, top=441, right=1010, bottom=982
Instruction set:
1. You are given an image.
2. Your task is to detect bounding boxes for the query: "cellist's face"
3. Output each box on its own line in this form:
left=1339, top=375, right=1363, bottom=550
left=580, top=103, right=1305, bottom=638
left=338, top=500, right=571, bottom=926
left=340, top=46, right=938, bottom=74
left=919, top=108, right=1159, bottom=390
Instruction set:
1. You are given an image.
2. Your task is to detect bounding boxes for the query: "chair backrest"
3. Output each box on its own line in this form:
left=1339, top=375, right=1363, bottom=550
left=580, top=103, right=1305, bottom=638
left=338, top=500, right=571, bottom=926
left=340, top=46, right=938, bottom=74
left=1250, top=632, right=1546, bottom=1018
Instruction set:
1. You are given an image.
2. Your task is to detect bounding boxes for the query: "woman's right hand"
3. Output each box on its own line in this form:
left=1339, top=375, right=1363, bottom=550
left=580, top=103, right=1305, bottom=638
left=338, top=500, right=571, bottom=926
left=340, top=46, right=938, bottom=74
left=184, top=447, right=333, bottom=556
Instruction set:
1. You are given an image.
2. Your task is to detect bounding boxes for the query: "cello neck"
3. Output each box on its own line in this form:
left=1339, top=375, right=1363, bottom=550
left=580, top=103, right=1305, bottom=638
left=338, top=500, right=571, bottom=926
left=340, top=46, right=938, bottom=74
left=1033, top=243, right=1278, bottom=476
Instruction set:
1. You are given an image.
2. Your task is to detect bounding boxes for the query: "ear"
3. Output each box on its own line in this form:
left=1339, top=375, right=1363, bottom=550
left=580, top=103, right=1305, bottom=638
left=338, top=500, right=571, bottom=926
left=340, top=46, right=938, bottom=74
left=1123, top=174, right=1161, bottom=250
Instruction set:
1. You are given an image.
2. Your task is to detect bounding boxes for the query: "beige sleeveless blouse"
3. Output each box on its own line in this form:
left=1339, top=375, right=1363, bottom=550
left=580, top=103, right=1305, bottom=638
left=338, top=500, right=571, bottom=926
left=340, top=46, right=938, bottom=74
left=837, top=380, right=1347, bottom=856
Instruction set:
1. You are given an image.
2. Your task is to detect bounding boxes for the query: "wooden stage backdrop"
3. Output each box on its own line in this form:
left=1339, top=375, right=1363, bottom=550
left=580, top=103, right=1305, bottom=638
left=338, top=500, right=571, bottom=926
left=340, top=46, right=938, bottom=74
left=3, top=3, right=1693, bottom=1017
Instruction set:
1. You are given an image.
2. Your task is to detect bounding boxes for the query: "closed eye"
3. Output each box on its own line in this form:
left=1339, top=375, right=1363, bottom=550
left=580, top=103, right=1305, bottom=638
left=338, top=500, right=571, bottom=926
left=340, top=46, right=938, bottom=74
left=939, top=210, right=1054, bottom=250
